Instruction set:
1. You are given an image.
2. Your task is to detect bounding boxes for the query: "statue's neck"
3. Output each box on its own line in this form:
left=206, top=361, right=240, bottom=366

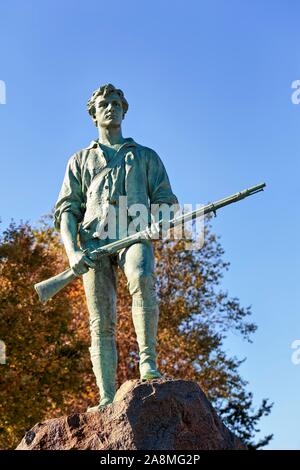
left=98, top=125, right=125, bottom=147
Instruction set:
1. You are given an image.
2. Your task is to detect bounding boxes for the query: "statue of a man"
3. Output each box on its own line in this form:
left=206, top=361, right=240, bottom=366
left=54, top=84, right=178, bottom=412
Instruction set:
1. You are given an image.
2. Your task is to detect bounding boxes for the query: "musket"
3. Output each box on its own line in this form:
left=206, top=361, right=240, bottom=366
left=34, top=182, right=266, bottom=303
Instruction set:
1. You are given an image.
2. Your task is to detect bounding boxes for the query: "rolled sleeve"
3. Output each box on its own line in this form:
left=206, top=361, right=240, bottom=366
left=147, top=150, right=178, bottom=205
left=54, top=153, right=84, bottom=231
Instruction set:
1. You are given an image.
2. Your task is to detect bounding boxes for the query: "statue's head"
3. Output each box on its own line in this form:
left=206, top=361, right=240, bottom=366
left=87, top=83, right=129, bottom=128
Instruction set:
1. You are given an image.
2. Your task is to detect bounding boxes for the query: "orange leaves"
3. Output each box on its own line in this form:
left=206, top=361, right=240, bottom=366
left=0, top=217, right=260, bottom=448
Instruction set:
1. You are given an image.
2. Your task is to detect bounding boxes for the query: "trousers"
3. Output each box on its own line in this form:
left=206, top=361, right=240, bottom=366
left=82, top=239, right=160, bottom=408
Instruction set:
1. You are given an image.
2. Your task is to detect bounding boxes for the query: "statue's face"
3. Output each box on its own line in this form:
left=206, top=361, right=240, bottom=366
left=93, top=92, right=124, bottom=128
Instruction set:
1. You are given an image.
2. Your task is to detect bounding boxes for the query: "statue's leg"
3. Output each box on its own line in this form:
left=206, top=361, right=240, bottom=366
left=118, top=240, right=162, bottom=380
left=82, top=256, right=118, bottom=412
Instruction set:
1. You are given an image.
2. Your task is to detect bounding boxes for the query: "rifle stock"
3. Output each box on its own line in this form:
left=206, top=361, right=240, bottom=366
left=34, top=268, right=77, bottom=303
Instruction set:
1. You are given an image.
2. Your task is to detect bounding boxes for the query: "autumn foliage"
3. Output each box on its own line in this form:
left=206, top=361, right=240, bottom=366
left=0, top=217, right=272, bottom=449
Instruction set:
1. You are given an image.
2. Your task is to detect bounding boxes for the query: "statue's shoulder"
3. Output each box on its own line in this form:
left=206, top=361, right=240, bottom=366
left=68, top=141, right=97, bottom=166
left=132, top=141, right=159, bottom=160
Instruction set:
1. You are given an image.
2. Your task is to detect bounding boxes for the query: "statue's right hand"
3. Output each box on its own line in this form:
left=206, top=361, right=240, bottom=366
left=68, top=249, right=96, bottom=275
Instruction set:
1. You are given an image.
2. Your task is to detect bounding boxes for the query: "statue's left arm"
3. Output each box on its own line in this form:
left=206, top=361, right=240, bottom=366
left=146, top=149, right=180, bottom=234
left=146, top=149, right=178, bottom=206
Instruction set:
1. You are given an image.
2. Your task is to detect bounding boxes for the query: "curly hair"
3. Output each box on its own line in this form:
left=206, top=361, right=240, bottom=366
left=87, top=83, right=129, bottom=126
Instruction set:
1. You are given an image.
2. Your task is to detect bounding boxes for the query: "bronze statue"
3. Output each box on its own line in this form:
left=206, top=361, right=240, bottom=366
left=34, top=83, right=266, bottom=413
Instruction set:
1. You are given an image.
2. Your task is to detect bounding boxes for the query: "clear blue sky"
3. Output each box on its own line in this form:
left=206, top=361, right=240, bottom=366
left=0, top=0, right=299, bottom=449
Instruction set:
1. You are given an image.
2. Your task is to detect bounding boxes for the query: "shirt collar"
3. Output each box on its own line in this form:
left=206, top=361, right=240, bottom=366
left=85, top=137, right=137, bottom=150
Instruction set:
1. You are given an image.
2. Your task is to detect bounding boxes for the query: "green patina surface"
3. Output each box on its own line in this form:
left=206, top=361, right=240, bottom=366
left=54, top=84, right=178, bottom=410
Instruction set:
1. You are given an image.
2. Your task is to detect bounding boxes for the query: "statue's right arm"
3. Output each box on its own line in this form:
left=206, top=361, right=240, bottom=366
left=60, top=212, right=96, bottom=275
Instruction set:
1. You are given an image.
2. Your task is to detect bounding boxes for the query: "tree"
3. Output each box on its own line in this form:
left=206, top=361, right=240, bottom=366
left=0, top=216, right=273, bottom=449
left=0, top=219, right=93, bottom=449
left=116, top=218, right=273, bottom=449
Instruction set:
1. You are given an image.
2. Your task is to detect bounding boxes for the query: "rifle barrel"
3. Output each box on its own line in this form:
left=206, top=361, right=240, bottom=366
left=34, top=182, right=266, bottom=302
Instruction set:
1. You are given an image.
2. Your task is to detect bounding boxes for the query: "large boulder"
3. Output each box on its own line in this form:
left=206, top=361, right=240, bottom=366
left=16, top=379, right=247, bottom=450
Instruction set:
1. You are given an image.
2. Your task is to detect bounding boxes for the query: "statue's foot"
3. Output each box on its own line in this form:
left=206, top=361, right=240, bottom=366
left=86, top=397, right=113, bottom=413
left=141, top=371, right=163, bottom=380
left=87, top=404, right=106, bottom=413
left=140, top=363, right=163, bottom=381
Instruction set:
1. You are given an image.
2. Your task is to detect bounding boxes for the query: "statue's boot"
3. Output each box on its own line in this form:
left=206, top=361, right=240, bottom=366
left=87, top=336, right=117, bottom=413
left=132, top=305, right=162, bottom=380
